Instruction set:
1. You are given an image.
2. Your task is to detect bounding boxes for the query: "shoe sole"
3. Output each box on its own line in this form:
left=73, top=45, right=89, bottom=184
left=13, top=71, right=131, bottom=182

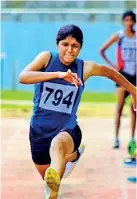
left=45, top=167, right=60, bottom=198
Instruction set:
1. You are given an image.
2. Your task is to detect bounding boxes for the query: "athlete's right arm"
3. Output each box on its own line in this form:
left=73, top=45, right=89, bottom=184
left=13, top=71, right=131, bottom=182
left=99, top=33, right=119, bottom=69
left=19, top=51, right=59, bottom=84
left=19, top=51, right=82, bottom=86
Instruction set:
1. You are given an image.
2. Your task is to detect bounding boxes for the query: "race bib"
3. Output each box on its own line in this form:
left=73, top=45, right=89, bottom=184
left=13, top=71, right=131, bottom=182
left=39, top=82, right=78, bottom=114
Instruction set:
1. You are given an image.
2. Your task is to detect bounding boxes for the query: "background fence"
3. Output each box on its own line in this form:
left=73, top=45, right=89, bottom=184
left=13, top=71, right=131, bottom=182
left=1, top=0, right=136, bottom=92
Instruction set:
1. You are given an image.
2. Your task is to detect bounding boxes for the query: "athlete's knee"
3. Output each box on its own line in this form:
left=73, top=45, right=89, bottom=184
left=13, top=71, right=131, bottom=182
left=50, top=138, right=65, bottom=156
left=116, top=104, right=124, bottom=114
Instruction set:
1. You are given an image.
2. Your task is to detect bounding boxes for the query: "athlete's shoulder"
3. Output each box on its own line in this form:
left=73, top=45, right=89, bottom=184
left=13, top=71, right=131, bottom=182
left=31, top=51, right=53, bottom=70
left=34, top=51, right=51, bottom=63
left=82, top=60, right=96, bottom=81
left=37, top=51, right=58, bottom=59
left=116, top=30, right=125, bottom=39
left=38, top=51, right=59, bottom=68
left=38, top=51, right=51, bottom=57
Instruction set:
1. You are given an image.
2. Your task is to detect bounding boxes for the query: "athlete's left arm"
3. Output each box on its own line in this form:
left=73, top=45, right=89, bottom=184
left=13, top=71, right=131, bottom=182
left=83, top=61, right=136, bottom=109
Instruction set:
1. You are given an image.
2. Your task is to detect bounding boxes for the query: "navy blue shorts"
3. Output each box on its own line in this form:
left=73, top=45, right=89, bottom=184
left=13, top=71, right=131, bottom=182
left=29, top=125, right=82, bottom=165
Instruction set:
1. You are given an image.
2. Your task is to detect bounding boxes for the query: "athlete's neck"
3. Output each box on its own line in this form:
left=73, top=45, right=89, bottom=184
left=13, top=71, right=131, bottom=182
left=125, top=28, right=135, bottom=38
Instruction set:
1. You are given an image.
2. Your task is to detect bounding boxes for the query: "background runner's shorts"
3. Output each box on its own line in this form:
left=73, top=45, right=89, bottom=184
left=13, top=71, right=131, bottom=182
left=116, top=71, right=136, bottom=87
left=116, top=71, right=136, bottom=99
left=29, top=125, right=82, bottom=165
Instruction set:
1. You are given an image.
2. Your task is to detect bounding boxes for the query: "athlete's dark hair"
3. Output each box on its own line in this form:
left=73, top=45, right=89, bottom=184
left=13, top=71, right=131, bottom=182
left=122, top=10, right=136, bottom=23
left=56, top=24, right=83, bottom=48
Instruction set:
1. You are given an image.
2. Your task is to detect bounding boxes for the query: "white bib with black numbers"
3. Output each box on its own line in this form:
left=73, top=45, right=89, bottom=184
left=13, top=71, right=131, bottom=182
left=39, top=82, right=78, bottom=114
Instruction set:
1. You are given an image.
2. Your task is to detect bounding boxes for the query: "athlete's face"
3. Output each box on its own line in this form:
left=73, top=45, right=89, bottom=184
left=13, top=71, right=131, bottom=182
left=123, top=16, right=135, bottom=30
left=57, top=36, right=81, bottom=65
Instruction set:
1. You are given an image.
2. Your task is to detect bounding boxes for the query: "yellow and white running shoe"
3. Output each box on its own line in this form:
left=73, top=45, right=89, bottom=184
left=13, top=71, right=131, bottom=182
left=44, top=167, right=60, bottom=199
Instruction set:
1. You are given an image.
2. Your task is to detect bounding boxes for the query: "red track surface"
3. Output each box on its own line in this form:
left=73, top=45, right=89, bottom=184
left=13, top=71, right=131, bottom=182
left=1, top=118, right=136, bottom=199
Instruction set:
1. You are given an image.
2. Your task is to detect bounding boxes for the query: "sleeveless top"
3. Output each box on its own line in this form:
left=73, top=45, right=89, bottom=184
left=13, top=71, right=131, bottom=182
left=116, top=30, right=136, bottom=76
left=30, top=52, right=84, bottom=138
